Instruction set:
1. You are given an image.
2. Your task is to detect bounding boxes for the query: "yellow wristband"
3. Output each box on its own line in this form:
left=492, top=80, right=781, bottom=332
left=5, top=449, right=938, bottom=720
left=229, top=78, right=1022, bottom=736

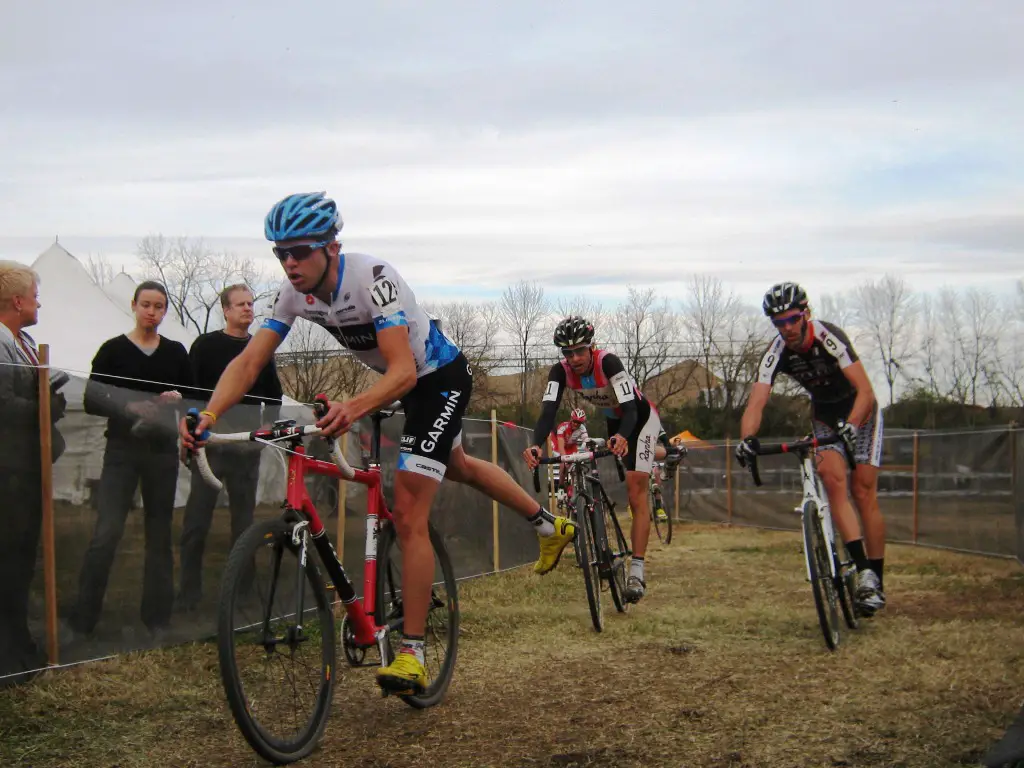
left=199, top=410, right=218, bottom=424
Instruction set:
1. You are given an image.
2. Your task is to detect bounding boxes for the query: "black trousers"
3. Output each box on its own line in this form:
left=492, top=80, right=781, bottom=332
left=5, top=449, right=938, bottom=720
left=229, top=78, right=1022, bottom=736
left=70, top=440, right=179, bottom=634
left=0, top=470, right=45, bottom=681
left=179, top=447, right=261, bottom=605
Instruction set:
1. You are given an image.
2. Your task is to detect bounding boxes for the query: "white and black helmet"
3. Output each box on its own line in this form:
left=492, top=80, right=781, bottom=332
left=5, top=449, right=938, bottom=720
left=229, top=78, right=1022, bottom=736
left=553, top=316, right=595, bottom=348
left=762, top=282, right=809, bottom=317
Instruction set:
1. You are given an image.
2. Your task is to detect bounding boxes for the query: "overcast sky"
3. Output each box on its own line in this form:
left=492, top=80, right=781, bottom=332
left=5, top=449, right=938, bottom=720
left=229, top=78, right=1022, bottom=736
left=2, top=1, right=1022, bottom=308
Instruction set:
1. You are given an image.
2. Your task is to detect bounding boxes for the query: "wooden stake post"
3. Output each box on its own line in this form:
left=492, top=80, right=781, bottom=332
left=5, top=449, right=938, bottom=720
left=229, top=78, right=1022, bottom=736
left=37, top=344, right=59, bottom=665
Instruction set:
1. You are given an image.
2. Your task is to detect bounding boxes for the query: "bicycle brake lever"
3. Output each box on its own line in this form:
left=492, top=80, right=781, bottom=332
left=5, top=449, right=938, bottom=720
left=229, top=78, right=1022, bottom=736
left=313, top=393, right=329, bottom=420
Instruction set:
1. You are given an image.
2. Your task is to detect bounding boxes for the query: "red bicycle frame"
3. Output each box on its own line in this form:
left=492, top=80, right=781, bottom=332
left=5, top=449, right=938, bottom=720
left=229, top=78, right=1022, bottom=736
left=282, top=439, right=394, bottom=650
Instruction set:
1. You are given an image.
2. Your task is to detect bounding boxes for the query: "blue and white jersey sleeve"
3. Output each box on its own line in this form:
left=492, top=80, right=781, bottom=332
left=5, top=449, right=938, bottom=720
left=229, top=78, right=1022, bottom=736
left=261, top=284, right=299, bottom=339
left=367, top=264, right=409, bottom=332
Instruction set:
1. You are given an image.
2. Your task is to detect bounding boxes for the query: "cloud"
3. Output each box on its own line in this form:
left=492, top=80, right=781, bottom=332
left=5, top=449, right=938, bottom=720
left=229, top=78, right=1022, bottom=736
left=1, top=0, right=1022, bottom=309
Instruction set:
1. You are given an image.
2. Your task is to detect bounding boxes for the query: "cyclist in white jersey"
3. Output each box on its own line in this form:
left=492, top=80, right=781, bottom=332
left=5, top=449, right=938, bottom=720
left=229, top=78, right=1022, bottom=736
left=736, top=282, right=886, bottom=615
left=180, top=192, right=577, bottom=695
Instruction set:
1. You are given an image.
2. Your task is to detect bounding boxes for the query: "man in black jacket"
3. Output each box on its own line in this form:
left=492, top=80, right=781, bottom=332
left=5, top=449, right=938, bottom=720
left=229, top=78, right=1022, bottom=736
left=0, top=261, right=66, bottom=686
left=178, top=284, right=283, bottom=611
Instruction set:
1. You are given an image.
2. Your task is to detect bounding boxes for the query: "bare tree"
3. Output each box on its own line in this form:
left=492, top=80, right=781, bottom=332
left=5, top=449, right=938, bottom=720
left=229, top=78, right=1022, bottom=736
left=424, top=299, right=503, bottom=404
left=962, top=287, right=1000, bottom=406
left=84, top=253, right=115, bottom=286
left=555, top=294, right=606, bottom=331
left=498, top=280, right=548, bottom=421
left=424, top=300, right=500, bottom=375
left=912, top=293, right=945, bottom=397
left=992, top=291, right=1024, bottom=407
left=135, top=234, right=276, bottom=335
left=853, top=274, right=917, bottom=406
left=609, top=286, right=678, bottom=392
left=936, top=286, right=999, bottom=405
left=275, top=319, right=374, bottom=403
left=681, top=276, right=770, bottom=416
left=817, top=290, right=858, bottom=331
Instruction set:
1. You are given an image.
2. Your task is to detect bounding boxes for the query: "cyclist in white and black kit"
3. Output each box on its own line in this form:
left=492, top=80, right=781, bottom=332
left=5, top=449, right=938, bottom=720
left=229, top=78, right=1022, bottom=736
left=522, top=316, right=663, bottom=604
left=736, top=282, right=887, bottom=615
left=180, top=192, right=576, bottom=696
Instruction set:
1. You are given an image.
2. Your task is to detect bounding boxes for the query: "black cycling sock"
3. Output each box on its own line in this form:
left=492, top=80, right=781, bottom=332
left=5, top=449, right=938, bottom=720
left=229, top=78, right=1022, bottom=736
left=869, top=558, right=885, bottom=592
left=845, top=539, right=871, bottom=574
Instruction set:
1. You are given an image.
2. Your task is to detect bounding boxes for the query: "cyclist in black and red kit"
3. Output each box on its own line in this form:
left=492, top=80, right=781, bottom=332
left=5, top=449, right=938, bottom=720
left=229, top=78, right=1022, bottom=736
left=522, top=316, right=663, bottom=604
left=736, top=282, right=887, bottom=615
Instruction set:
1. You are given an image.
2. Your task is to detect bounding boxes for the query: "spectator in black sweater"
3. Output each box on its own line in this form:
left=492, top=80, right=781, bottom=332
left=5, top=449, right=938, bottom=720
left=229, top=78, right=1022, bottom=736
left=66, top=281, right=196, bottom=641
left=178, top=284, right=283, bottom=611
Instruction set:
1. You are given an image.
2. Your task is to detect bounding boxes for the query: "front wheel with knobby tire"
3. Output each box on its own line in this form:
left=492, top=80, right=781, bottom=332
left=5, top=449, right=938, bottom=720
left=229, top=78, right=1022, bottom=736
left=575, top=494, right=604, bottom=632
left=218, top=517, right=336, bottom=765
left=802, top=502, right=842, bottom=651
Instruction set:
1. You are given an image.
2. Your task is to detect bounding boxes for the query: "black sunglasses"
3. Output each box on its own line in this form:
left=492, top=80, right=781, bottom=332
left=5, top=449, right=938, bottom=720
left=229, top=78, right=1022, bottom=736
left=561, top=346, right=590, bottom=359
left=771, top=312, right=805, bottom=328
left=272, top=239, right=333, bottom=262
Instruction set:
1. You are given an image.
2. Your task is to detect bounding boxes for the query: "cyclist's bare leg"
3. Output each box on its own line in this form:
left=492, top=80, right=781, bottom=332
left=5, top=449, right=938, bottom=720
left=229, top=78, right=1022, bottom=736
left=626, top=471, right=651, bottom=558
left=654, top=444, right=667, bottom=461
left=816, top=450, right=863, bottom=544
left=445, top=444, right=543, bottom=518
left=850, top=463, right=885, bottom=559
left=391, top=469, right=442, bottom=637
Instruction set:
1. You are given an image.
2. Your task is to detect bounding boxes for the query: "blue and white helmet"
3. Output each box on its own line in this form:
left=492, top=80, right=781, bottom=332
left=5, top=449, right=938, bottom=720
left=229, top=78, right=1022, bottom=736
left=264, top=191, right=342, bottom=242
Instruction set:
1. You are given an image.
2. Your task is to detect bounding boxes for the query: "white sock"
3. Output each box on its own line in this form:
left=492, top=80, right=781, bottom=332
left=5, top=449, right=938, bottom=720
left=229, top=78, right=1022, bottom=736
left=630, top=557, right=645, bottom=582
left=527, top=507, right=556, bottom=537
left=400, top=635, right=425, bottom=665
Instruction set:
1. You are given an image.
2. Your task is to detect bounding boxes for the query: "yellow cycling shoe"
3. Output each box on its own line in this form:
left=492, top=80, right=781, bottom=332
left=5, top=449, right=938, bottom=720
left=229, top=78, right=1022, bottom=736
left=376, top=651, right=428, bottom=696
left=534, top=517, right=577, bottom=575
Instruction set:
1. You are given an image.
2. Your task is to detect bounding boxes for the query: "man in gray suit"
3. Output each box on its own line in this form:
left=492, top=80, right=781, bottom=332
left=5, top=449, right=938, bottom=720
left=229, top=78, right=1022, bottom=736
left=0, top=261, right=66, bottom=687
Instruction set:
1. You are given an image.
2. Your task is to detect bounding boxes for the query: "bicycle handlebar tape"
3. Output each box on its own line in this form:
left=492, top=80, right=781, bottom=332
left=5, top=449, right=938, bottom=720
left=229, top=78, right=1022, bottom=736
left=533, top=467, right=541, bottom=493
left=751, top=456, right=763, bottom=488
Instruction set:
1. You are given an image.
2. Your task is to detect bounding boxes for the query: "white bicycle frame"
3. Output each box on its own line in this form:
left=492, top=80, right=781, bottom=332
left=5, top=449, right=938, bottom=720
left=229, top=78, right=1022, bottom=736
left=797, top=453, right=840, bottom=582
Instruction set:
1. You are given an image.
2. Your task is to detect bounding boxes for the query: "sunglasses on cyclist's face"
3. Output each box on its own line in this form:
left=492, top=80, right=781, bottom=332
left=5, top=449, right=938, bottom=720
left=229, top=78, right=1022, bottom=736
left=272, top=239, right=333, bottom=262
left=561, top=345, right=590, bottom=359
left=772, top=311, right=805, bottom=328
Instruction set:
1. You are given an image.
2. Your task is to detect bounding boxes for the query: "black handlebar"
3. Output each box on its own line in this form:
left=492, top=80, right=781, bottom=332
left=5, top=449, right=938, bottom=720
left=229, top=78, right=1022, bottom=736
left=740, top=433, right=854, bottom=487
left=530, top=449, right=620, bottom=493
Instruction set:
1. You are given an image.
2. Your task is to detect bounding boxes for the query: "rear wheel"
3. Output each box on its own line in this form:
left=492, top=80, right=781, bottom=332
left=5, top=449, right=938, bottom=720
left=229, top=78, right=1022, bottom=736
left=834, top=538, right=860, bottom=630
left=650, top=485, right=672, bottom=545
left=802, top=502, right=841, bottom=651
left=375, top=520, right=460, bottom=709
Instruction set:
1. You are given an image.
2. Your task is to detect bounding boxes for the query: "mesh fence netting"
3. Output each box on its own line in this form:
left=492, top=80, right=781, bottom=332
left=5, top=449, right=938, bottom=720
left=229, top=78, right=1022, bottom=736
left=2, top=368, right=1022, bottom=682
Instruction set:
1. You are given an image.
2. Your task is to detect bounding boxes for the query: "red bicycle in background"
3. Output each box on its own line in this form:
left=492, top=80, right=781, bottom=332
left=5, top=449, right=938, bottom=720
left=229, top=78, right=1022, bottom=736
left=186, top=395, right=459, bottom=765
